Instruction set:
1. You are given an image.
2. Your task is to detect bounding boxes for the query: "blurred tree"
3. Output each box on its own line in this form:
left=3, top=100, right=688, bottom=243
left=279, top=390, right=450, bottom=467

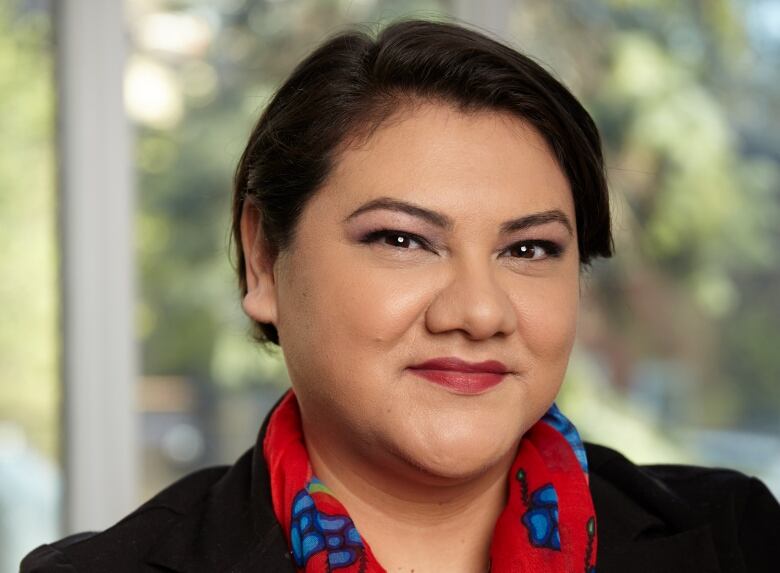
left=0, top=0, right=58, bottom=458
left=510, top=0, right=780, bottom=430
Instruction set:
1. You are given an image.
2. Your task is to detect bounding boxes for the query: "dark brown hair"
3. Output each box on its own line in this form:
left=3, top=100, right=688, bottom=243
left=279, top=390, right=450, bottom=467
left=233, top=18, right=613, bottom=347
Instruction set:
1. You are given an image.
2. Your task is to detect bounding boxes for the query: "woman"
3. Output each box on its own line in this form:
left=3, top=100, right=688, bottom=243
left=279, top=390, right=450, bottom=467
left=23, top=18, right=779, bottom=573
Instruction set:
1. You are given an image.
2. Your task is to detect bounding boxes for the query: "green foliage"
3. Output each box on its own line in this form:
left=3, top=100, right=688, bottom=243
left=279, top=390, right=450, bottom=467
left=512, top=0, right=780, bottom=430
left=0, top=2, right=58, bottom=457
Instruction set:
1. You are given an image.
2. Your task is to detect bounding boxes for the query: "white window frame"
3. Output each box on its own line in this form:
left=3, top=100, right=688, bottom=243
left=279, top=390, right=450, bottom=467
left=56, top=0, right=137, bottom=533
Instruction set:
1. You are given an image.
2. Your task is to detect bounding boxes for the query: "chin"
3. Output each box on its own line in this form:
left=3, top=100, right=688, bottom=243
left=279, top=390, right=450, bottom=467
left=386, top=424, right=516, bottom=484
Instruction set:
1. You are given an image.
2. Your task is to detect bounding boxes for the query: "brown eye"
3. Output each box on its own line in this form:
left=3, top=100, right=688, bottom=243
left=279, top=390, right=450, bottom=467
left=361, top=230, right=427, bottom=250
left=512, top=244, right=542, bottom=259
left=505, top=240, right=562, bottom=260
left=383, top=232, right=418, bottom=249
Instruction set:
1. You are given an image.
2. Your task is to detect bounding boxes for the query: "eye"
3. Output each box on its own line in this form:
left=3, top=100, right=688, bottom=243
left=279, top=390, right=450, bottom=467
left=504, top=240, right=563, bottom=260
left=360, top=229, right=429, bottom=251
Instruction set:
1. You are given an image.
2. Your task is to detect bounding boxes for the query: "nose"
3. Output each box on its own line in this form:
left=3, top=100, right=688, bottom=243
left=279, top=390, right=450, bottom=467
left=425, top=255, right=518, bottom=340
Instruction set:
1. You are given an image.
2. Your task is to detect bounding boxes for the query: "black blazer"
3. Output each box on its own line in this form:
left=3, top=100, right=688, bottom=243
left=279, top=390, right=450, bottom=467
left=22, top=400, right=780, bottom=573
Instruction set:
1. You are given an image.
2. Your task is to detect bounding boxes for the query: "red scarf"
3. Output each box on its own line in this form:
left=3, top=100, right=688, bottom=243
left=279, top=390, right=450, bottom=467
left=263, top=390, right=597, bottom=572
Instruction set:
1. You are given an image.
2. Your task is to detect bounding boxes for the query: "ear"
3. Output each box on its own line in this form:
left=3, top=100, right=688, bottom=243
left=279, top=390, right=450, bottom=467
left=240, top=201, right=279, bottom=327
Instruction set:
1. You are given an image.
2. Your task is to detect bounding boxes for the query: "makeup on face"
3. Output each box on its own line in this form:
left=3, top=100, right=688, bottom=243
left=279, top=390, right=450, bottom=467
left=342, top=198, right=574, bottom=264
left=407, top=356, right=511, bottom=395
left=263, top=102, right=580, bottom=489
left=408, top=369, right=507, bottom=394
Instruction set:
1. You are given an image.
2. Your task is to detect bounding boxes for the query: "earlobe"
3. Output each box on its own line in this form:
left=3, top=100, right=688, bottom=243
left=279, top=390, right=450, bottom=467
left=242, top=287, right=278, bottom=327
left=240, top=201, right=279, bottom=326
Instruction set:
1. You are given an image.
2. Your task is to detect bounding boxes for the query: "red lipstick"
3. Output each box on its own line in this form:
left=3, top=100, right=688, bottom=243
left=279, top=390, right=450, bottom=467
left=408, top=357, right=509, bottom=395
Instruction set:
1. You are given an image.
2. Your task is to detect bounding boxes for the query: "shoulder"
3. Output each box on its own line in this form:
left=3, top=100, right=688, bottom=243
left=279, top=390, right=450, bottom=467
left=641, top=457, right=780, bottom=570
left=20, top=465, right=230, bottom=573
left=585, top=442, right=780, bottom=572
left=585, top=441, right=780, bottom=521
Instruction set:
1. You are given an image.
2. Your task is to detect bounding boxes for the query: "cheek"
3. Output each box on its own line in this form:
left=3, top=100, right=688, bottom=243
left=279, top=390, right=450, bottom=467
left=277, top=248, right=429, bottom=370
left=304, top=240, right=431, bottom=344
left=340, top=272, right=429, bottom=343
left=514, top=274, right=579, bottom=362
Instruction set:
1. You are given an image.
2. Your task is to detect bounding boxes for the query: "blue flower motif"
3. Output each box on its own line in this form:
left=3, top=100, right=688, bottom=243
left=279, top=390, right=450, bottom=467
left=289, top=488, right=364, bottom=569
left=521, top=483, right=561, bottom=551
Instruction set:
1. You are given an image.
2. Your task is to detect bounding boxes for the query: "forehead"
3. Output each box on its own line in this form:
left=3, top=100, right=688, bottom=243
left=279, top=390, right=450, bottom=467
left=320, top=101, right=573, bottom=221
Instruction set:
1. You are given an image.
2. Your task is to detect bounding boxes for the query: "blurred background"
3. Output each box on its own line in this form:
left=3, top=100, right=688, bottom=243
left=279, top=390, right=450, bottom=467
left=1, top=0, right=779, bottom=569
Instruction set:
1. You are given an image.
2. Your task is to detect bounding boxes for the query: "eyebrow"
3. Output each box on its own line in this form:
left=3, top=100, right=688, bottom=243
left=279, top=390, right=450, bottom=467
left=343, top=196, right=574, bottom=236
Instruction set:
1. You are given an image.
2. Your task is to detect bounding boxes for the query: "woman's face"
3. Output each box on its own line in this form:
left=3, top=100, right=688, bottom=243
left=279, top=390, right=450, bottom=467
left=243, top=101, right=580, bottom=482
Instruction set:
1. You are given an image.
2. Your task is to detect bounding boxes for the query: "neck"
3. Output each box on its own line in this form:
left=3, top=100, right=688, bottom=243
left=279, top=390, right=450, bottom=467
left=304, top=423, right=517, bottom=573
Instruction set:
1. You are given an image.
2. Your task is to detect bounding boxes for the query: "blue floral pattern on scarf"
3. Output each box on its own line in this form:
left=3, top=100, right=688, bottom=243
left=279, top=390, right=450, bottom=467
left=520, top=481, right=561, bottom=550
left=289, top=480, right=364, bottom=569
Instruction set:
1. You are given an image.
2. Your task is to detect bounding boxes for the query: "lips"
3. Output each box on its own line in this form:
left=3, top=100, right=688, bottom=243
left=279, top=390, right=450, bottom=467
left=407, top=356, right=509, bottom=395
left=409, top=357, right=509, bottom=374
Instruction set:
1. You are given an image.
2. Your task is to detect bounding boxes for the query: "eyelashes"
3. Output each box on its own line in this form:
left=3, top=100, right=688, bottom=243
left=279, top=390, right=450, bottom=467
left=359, top=229, right=564, bottom=261
left=360, top=229, right=430, bottom=251
left=504, top=239, right=564, bottom=260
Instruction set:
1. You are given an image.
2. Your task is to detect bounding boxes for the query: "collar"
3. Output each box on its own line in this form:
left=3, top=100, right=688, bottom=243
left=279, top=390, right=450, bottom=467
left=144, top=396, right=722, bottom=573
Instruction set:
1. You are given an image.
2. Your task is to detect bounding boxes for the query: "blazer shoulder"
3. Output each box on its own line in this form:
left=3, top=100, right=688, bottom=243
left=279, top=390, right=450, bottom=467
left=585, top=441, right=780, bottom=571
left=587, top=441, right=779, bottom=520
left=640, top=460, right=773, bottom=508
left=20, top=465, right=230, bottom=573
left=641, top=460, right=780, bottom=570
